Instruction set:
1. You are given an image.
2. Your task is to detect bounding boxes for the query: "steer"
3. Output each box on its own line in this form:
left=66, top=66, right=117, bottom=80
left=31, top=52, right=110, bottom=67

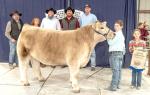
left=17, top=21, right=115, bottom=93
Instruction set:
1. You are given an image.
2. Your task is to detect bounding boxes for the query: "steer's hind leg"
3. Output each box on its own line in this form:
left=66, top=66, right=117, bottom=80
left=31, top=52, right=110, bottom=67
left=31, top=58, right=45, bottom=82
left=68, top=62, right=80, bottom=93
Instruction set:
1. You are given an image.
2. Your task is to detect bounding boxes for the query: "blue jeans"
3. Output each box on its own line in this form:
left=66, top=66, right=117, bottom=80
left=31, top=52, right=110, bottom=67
left=131, top=70, right=142, bottom=87
left=9, top=41, right=18, bottom=65
left=90, top=49, right=96, bottom=67
left=109, top=51, right=124, bottom=89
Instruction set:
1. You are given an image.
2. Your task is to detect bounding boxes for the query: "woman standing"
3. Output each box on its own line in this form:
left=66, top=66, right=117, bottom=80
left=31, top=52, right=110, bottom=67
left=31, top=17, right=41, bottom=27
left=30, top=17, right=46, bottom=68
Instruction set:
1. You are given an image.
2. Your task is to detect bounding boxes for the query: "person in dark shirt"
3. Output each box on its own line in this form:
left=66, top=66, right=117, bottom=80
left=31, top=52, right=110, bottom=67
left=60, top=7, right=80, bottom=30
left=5, top=10, right=23, bottom=69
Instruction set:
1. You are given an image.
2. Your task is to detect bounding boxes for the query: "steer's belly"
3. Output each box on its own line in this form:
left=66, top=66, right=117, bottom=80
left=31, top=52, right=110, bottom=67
left=44, top=58, right=67, bottom=66
left=31, top=52, right=67, bottom=66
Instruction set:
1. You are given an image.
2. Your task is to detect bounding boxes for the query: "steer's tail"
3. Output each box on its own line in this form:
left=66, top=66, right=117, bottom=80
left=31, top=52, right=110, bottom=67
left=17, top=27, right=30, bottom=83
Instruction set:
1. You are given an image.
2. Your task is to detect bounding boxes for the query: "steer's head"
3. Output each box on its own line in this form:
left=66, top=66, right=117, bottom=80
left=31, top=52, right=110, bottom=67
left=92, top=21, right=115, bottom=42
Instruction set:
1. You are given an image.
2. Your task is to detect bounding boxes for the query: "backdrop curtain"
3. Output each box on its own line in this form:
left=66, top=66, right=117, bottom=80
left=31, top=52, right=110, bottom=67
left=0, top=0, right=66, bottom=62
left=0, top=0, right=136, bottom=68
left=72, top=0, right=137, bottom=67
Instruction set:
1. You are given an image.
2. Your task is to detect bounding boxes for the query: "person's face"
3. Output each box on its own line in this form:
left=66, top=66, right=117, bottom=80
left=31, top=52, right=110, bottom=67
left=12, top=13, right=20, bottom=21
left=133, top=31, right=141, bottom=39
left=114, top=23, right=123, bottom=32
left=139, top=24, right=144, bottom=28
left=85, top=7, right=91, bottom=14
left=48, top=11, right=54, bottom=17
left=66, top=10, right=73, bottom=17
left=34, top=19, right=40, bottom=26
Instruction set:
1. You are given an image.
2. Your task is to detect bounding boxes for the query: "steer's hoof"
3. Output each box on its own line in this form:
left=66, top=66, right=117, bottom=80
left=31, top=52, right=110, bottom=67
left=39, top=78, right=45, bottom=82
left=21, top=81, right=30, bottom=86
left=24, top=83, right=30, bottom=86
left=72, top=89, right=80, bottom=93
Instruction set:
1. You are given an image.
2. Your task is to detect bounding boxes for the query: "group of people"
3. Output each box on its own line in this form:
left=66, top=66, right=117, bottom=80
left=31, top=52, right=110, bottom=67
left=5, top=4, right=98, bottom=70
left=4, top=3, right=149, bottom=92
left=108, top=20, right=149, bottom=91
left=106, top=20, right=149, bottom=91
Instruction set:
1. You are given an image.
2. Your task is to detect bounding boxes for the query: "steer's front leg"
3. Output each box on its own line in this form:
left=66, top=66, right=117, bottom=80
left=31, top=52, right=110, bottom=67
left=68, top=64, right=80, bottom=93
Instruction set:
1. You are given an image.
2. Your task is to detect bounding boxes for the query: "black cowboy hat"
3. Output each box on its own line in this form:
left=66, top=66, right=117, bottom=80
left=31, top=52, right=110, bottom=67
left=46, top=8, right=56, bottom=14
left=65, top=7, right=75, bottom=14
left=9, top=10, right=22, bottom=17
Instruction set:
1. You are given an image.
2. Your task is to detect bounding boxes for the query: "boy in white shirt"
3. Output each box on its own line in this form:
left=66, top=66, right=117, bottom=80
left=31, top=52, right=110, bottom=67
left=107, top=20, right=125, bottom=91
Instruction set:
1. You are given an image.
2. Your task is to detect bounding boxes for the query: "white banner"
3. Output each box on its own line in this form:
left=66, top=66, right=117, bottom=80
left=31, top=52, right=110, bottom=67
left=130, top=49, right=148, bottom=69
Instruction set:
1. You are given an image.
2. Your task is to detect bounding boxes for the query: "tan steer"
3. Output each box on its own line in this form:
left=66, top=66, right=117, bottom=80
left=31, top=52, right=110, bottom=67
left=17, top=21, right=115, bottom=93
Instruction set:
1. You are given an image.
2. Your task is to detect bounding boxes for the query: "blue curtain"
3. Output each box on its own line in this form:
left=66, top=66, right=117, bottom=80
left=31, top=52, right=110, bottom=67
left=0, top=0, right=66, bottom=62
left=0, top=0, right=136, bottom=68
left=72, top=0, right=137, bottom=67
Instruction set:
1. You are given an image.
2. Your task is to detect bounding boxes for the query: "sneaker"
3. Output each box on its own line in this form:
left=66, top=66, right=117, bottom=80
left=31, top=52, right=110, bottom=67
left=16, top=64, right=19, bottom=67
left=9, top=64, right=14, bottom=69
left=117, top=86, right=121, bottom=89
left=130, top=85, right=135, bottom=89
left=109, top=87, right=117, bottom=91
left=110, top=88, right=117, bottom=91
left=106, top=86, right=117, bottom=91
left=15, top=64, right=19, bottom=67
left=136, top=86, right=141, bottom=90
left=91, top=67, right=95, bottom=71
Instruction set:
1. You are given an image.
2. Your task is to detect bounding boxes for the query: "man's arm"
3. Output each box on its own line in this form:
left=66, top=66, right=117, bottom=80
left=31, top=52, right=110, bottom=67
left=5, top=21, right=16, bottom=42
left=40, top=19, right=44, bottom=28
left=93, top=15, right=98, bottom=22
left=76, top=19, right=80, bottom=28
left=56, top=19, right=61, bottom=30
left=108, top=33, right=124, bottom=46
left=5, top=21, right=12, bottom=40
left=79, top=17, right=82, bottom=27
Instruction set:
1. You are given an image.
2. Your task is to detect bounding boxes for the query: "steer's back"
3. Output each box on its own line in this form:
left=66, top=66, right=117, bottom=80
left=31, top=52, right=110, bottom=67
left=17, top=24, right=93, bottom=66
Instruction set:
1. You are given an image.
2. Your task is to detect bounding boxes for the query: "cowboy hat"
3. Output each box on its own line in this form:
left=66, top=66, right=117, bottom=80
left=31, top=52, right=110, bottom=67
left=65, top=7, right=75, bottom=14
left=46, top=8, right=56, bottom=14
left=9, top=10, right=22, bottom=17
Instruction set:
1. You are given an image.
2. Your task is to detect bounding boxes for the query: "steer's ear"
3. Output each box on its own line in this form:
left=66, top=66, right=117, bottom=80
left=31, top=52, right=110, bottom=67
left=102, top=21, right=107, bottom=26
left=92, top=23, right=96, bottom=29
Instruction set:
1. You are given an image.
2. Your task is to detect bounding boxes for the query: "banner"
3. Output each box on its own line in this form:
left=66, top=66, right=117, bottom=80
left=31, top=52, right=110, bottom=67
left=130, top=49, right=148, bottom=69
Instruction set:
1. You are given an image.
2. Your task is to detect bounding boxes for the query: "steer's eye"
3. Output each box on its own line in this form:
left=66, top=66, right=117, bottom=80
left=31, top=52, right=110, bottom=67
left=100, top=27, right=104, bottom=29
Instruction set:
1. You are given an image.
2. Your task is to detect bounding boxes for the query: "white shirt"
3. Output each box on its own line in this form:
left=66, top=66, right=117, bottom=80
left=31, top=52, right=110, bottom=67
left=40, top=17, right=61, bottom=30
left=107, top=30, right=125, bottom=52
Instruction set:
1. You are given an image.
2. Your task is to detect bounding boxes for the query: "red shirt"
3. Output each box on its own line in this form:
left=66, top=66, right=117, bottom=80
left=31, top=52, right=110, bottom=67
left=129, top=39, right=146, bottom=53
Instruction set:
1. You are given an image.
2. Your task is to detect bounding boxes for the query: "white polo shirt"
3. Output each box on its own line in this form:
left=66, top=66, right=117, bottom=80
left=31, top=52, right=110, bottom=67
left=40, top=17, right=61, bottom=30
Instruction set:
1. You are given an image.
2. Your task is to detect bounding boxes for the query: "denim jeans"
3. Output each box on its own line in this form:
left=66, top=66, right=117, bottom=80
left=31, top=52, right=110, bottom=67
left=131, top=70, right=142, bottom=87
left=109, top=51, right=124, bottom=89
left=9, top=41, right=18, bottom=65
left=90, top=49, right=96, bottom=67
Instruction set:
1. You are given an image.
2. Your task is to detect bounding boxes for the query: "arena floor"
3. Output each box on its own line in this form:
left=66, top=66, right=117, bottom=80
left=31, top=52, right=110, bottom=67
left=0, top=63, right=149, bottom=95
